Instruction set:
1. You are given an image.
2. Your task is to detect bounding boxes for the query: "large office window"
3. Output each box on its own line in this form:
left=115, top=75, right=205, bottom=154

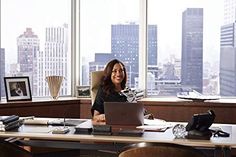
left=2, top=0, right=235, bottom=99
left=147, top=0, right=224, bottom=97
left=0, top=0, right=71, bottom=98
left=80, top=0, right=139, bottom=88
left=80, top=0, right=226, bottom=97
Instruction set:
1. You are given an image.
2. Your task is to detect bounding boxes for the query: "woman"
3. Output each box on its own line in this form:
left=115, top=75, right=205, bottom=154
left=91, top=59, right=127, bottom=122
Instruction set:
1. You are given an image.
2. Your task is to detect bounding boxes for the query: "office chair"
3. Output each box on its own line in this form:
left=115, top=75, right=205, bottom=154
left=0, top=139, right=32, bottom=157
left=119, top=142, right=206, bottom=157
left=0, top=139, right=83, bottom=157
left=91, top=70, right=104, bottom=105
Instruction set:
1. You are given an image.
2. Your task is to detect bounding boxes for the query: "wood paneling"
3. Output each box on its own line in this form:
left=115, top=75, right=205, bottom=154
left=0, top=97, right=81, bottom=118
left=79, top=97, right=236, bottom=124
left=141, top=98, right=236, bottom=124
left=1, top=97, right=236, bottom=124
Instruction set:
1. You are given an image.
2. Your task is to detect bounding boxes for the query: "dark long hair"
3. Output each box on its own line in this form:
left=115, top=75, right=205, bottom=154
left=102, top=59, right=127, bottom=96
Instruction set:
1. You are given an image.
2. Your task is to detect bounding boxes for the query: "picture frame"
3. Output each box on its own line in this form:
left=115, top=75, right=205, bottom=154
left=4, top=76, right=32, bottom=102
left=77, top=85, right=91, bottom=98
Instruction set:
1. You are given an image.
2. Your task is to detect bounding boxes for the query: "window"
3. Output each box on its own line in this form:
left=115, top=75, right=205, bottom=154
left=0, top=0, right=71, bottom=98
left=1, top=0, right=233, bottom=99
left=147, top=0, right=224, bottom=96
left=80, top=0, right=225, bottom=97
left=80, top=0, right=139, bottom=88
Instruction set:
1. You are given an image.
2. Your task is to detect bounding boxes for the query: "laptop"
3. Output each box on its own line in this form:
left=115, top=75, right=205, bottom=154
left=104, top=102, right=144, bottom=136
left=104, top=102, right=144, bottom=126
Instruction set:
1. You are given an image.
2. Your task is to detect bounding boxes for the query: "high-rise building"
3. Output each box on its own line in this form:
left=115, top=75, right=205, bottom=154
left=17, top=28, right=40, bottom=95
left=111, top=22, right=157, bottom=87
left=223, top=0, right=236, bottom=25
left=181, top=8, right=203, bottom=93
left=220, top=23, right=236, bottom=96
left=37, top=24, right=70, bottom=97
left=0, top=48, right=6, bottom=97
left=220, top=0, right=236, bottom=96
left=17, top=28, right=39, bottom=73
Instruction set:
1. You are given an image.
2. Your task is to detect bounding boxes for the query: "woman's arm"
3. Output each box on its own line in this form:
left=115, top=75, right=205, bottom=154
left=93, top=110, right=105, bottom=122
left=91, top=86, right=105, bottom=117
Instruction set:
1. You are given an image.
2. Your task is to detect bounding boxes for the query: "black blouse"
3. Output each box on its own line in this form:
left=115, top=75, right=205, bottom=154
left=91, top=85, right=127, bottom=116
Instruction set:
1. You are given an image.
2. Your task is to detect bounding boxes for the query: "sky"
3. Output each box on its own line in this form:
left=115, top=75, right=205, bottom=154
left=149, top=0, right=224, bottom=64
left=80, top=0, right=224, bottom=65
left=1, top=0, right=224, bottom=66
left=1, top=0, right=70, bottom=64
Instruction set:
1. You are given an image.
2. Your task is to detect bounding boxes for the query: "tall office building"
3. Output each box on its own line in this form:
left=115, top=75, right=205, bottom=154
left=17, top=28, right=40, bottom=95
left=223, top=0, right=236, bottom=25
left=181, top=8, right=203, bottom=93
left=17, top=28, right=39, bottom=73
left=0, top=48, right=6, bottom=97
left=111, top=23, right=157, bottom=87
left=37, top=24, right=70, bottom=97
left=220, top=0, right=236, bottom=96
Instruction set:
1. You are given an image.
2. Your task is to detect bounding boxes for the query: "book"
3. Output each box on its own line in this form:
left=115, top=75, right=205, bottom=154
left=0, top=119, right=23, bottom=131
left=0, top=115, right=19, bottom=124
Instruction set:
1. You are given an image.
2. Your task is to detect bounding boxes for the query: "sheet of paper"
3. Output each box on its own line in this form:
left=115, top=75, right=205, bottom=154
left=140, top=118, right=174, bottom=131
left=22, top=126, right=52, bottom=133
left=144, top=118, right=169, bottom=125
left=136, top=125, right=169, bottom=130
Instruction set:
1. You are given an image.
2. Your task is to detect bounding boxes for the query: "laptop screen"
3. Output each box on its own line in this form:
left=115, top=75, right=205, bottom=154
left=104, top=102, right=144, bottom=126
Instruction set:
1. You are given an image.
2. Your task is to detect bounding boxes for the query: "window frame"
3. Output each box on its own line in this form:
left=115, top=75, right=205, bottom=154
left=75, top=0, right=148, bottom=96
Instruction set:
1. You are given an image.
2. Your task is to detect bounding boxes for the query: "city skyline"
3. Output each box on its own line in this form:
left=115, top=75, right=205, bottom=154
left=1, top=0, right=70, bottom=64
left=0, top=0, right=225, bottom=97
left=1, top=0, right=224, bottom=65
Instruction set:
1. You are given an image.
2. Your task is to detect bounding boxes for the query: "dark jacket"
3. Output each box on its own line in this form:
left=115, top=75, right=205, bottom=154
left=91, top=85, right=127, bottom=116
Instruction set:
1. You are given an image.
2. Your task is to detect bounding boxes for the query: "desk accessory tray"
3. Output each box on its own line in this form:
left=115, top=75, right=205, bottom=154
left=52, top=127, right=70, bottom=134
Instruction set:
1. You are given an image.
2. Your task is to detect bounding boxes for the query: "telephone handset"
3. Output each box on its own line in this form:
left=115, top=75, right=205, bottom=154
left=185, top=110, right=215, bottom=139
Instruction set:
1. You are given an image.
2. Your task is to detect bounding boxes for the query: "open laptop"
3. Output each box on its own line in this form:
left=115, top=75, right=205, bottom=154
left=104, top=102, right=144, bottom=126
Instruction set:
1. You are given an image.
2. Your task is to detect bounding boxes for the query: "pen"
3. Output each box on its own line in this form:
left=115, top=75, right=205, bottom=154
left=22, top=116, right=35, bottom=120
left=64, top=117, right=66, bottom=128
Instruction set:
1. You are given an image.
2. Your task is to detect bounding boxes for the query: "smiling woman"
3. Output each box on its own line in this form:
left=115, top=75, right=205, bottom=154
left=91, top=59, right=128, bottom=122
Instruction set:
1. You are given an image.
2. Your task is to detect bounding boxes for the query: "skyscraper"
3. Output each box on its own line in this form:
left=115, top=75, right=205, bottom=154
left=0, top=48, right=6, bottom=97
left=87, top=23, right=157, bottom=88
left=17, top=28, right=40, bottom=95
left=111, top=22, right=157, bottom=87
left=220, top=0, right=236, bottom=96
left=17, top=28, right=40, bottom=73
left=181, top=8, right=203, bottom=93
left=37, top=24, right=70, bottom=97
left=223, top=0, right=236, bottom=25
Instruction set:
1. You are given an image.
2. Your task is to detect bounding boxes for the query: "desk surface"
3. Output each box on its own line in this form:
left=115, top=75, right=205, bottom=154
left=0, top=119, right=236, bottom=149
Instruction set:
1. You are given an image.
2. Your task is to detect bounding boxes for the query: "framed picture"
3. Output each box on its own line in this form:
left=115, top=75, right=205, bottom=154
left=4, top=76, right=32, bottom=102
left=77, top=86, right=91, bottom=98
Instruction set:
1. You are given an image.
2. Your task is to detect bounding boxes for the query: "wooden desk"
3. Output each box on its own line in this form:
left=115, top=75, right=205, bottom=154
left=0, top=120, right=236, bottom=157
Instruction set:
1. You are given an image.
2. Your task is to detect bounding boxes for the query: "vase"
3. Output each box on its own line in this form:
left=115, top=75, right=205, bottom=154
left=45, top=76, right=63, bottom=100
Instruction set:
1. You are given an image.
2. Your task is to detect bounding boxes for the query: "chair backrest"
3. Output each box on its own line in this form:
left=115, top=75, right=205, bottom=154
left=91, top=70, right=104, bottom=105
left=119, top=142, right=206, bottom=157
left=0, top=140, right=32, bottom=157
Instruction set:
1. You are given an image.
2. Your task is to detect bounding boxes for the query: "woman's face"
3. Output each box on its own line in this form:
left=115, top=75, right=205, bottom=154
left=111, top=63, right=125, bottom=86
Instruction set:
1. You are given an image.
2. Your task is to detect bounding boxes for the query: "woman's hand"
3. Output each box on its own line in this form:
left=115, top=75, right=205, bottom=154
left=93, top=114, right=106, bottom=122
